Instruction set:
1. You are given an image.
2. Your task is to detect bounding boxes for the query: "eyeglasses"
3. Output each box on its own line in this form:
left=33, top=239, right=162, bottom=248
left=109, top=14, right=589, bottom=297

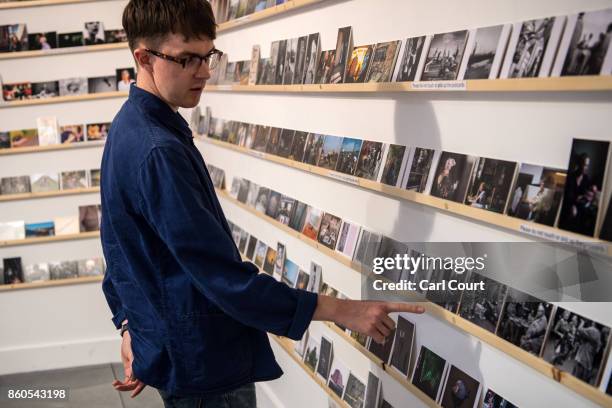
left=145, top=48, right=224, bottom=71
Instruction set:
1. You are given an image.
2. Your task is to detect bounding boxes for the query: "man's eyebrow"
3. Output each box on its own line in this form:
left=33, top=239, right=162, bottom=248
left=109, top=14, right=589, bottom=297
left=175, top=47, right=216, bottom=57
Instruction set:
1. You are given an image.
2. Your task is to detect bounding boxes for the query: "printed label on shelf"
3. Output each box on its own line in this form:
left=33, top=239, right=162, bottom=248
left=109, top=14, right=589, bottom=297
left=411, top=81, right=467, bottom=91
left=519, top=224, right=607, bottom=254
left=249, top=151, right=266, bottom=159
left=216, top=85, right=232, bottom=91
left=328, top=172, right=360, bottom=186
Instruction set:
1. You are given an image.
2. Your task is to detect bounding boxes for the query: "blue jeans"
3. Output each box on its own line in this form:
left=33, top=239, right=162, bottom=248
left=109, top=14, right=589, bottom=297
left=158, top=383, right=256, bottom=408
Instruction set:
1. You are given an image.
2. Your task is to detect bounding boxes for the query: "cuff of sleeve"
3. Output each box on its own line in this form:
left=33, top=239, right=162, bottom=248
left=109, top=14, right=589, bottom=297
left=111, top=309, right=127, bottom=330
left=286, top=290, right=318, bottom=340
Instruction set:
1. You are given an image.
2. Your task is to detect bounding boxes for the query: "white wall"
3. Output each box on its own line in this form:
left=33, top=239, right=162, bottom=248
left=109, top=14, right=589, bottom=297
left=198, top=0, right=612, bottom=407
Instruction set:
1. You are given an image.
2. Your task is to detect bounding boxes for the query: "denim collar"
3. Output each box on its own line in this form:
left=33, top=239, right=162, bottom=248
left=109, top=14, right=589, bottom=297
left=128, top=84, right=193, bottom=141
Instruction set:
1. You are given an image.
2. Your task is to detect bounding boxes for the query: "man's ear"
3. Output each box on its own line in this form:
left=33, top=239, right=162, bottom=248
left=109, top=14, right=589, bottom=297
left=133, top=49, right=153, bottom=74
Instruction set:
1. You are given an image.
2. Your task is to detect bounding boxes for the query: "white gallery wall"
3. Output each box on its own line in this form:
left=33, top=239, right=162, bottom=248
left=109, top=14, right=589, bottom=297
left=0, top=1, right=611, bottom=408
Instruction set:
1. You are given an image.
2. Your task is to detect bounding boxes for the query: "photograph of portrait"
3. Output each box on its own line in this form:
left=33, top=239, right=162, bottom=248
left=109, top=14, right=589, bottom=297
left=289, top=131, right=308, bottom=161
left=439, top=365, right=482, bottom=408
left=274, top=39, right=287, bottom=85
left=393, top=36, right=427, bottom=82
left=558, top=138, right=610, bottom=237
left=24, top=262, right=50, bottom=282
left=430, top=151, right=476, bottom=203
left=265, top=190, right=281, bottom=219
left=507, top=163, right=566, bottom=226
left=276, top=128, right=295, bottom=158
left=116, top=67, right=136, bottom=91
left=77, top=258, right=105, bottom=277
left=329, top=26, right=353, bottom=84
left=277, top=195, right=296, bottom=225
left=303, top=33, right=321, bottom=84
left=27, top=31, right=57, bottom=50
left=317, top=212, right=342, bottom=250
left=294, top=35, right=308, bottom=85
left=283, top=37, right=297, bottom=85
left=251, top=125, right=270, bottom=152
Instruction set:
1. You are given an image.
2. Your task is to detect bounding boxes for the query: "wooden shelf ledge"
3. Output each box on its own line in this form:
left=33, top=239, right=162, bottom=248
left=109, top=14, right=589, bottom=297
left=0, top=91, right=127, bottom=109
left=0, top=187, right=100, bottom=202
left=0, top=275, right=102, bottom=292
left=0, top=141, right=105, bottom=156
left=0, top=42, right=128, bottom=61
left=0, top=230, right=100, bottom=248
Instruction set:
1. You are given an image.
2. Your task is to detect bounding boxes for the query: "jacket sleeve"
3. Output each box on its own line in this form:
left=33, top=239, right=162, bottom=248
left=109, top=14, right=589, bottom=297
left=102, top=271, right=127, bottom=329
left=136, top=145, right=317, bottom=340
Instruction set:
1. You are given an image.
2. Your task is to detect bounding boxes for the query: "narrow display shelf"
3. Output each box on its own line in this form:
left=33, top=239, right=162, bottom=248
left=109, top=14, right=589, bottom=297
left=0, top=141, right=105, bottom=156
left=218, top=0, right=327, bottom=32
left=202, top=138, right=611, bottom=256
left=219, top=189, right=612, bottom=408
left=270, top=334, right=350, bottom=407
left=0, top=91, right=127, bottom=109
left=206, top=75, right=612, bottom=93
left=0, top=42, right=128, bottom=61
left=0, top=187, right=99, bottom=203
left=0, top=275, right=102, bottom=292
left=0, top=0, right=99, bottom=9
left=0, top=230, right=100, bottom=248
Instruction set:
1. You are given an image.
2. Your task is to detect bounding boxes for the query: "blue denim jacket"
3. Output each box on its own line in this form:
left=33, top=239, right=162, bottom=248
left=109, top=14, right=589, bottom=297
left=100, top=84, right=318, bottom=396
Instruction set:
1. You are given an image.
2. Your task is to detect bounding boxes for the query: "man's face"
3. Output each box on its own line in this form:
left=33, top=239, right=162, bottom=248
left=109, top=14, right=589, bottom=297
left=148, top=33, right=213, bottom=109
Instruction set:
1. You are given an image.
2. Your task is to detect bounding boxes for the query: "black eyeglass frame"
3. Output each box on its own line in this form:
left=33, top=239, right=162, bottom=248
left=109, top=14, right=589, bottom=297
left=144, top=47, right=224, bottom=70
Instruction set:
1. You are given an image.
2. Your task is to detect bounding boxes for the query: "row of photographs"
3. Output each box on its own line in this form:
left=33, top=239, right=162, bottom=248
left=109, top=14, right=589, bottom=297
left=0, top=256, right=105, bottom=285
left=0, top=168, right=100, bottom=196
left=207, top=117, right=612, bottom=241
left=1, top=67, right=136, bottom=101
left=0, top=118, right=109, bottom=149
left=0, top=22, right=126, bottom=53
left=226, top=217, right=612, bottom=407
left=211, top=0, right=288, bottom=24
left=208, top=7, right=612, bottom=87
left=0, top=204, right=102, bottom=242
left=220, top=169, right=612, bottom=391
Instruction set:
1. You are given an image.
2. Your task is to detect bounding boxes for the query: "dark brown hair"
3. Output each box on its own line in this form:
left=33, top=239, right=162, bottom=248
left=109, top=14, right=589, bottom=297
left=122, top=0, right=217, bottom=51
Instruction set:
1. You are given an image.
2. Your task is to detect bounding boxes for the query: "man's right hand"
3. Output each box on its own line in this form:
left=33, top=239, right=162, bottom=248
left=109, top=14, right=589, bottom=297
left=112, top=329, right=147, bottom=398
left=312, top=296, right=425, bottom=344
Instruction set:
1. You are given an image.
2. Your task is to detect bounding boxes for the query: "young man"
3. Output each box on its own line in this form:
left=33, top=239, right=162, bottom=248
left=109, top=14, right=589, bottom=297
left=102, top=1, right=424, bottom=406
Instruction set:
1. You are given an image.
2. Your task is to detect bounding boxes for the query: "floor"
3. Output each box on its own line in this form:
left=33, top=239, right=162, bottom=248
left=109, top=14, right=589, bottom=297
left=0, top=363, right=164, bottom=407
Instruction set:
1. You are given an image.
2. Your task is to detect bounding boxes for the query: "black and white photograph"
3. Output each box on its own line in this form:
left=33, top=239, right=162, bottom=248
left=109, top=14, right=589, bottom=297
left=1, top=175, right=31, bottom=195
left=49, top=261, right=79, bottom=280
left=329, top=26, right=353, bottom=84
left=354, top=141, right=385, bottom=180
left=541, top=307, right=610, bottom=385
left=317, top=212, right=342, bottom=250
left=283, top=37, right=297, bottom=85
left=274, top=39, right=287, bottom=85
left=294, top=35, right=308, bottom=85
left=458, top=273, right=507, bottom=333
left=303, top=336, right=320, bottom=372
left=30, top=173, right=59, bottom=193
left=315, top=49, right=336, bottom=84
left=317, top=135, right=343, bottom=170
left=59, top=77, right=88, bottom=96
left=303, top=33, right=321, bottom=84
left=3, top=257, right=24, bottom=284
left=403, top=147, right=435, bottom=192
left=411, top=345, right=448, bottom=402
left=302, top=133, right=325, bottom=165
left=345, top=45, right=374, bottom=83
left=251, top=125, right=270, bottom=152
left=502, top=17, right=564, bottom=78
left=496, top=288, right=553, bottom=355
left=425, top=264, right=465, bottom=312
left=507, top=163, right=566, bottom=226
left=265, top=127, right=281, bottom=155
left=553, top=8, right=612, bottom=76
left=277, top=195, right=296, bottom=225
left=439, top=365, right=482, bottom=408
left=276, top=128, right=295, bottom=158
left=460, top=24, right=510, bottom=80
left=558, top=138, right=610, bottom=237
left=265, top=190, right=281, bottom=219
left=343, top=372, right=366, bottom=408
left=58, top=31, right=84, bottom=48
left=464, top=157, right=517, bottom=213
left=367, top=327, right=396, bottom=364
left=104, top=29, right=127, bottom=44
left=364, top=40, right=401, bottom=83
left=394, top=36, right=427, bottom=82
left=364, top=372, right=381, bottom=408
left=237, top=178, right=250, bottom=203
left=379, top=144, right=408, bottom=187
left=83, top=21, right=106, bottom=45
left=88, top=76, right=117, bottom=93
left=335, top=220, right=361, bottom=259
left=31, top=81, right=59, bottom=98
left=289, top=201, right=308, bottom=232
left=245, top=235, right=258, bottom=260
left=24, top=262, right=50, bottom=282
left=116, top=67, right=136, bottom=91
left=430, top=151, right=476, bottom=203
left=389, top=315, right=415, bottom=376
left=77, top=258, right=105, bottom=277
left=27, top=32, right=57, bottom=50
left=421, top=30, right=469, bottom=81
left=306, top=261, right=322, bottom=294
left=254, top=187, right=270, bottom=214
left=482, top=389, right=519, bottom=408
left=336, top=137, right=362, bottom=175
left=289, top=131, right=308, bottom=161
left=316, top=336, right=334, bottom=381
